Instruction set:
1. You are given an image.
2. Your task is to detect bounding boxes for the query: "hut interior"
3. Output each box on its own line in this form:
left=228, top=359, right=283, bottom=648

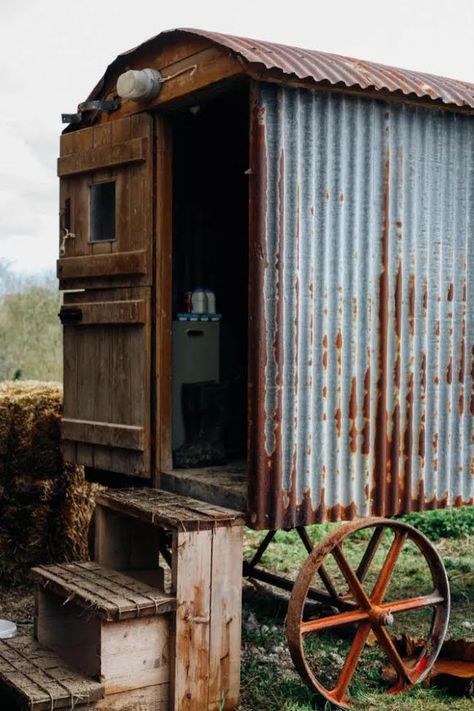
left=161, top=87, right=249, bottom=510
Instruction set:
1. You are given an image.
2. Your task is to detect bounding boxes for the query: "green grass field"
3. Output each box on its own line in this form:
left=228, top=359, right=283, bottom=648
left=239, top=509, right=474, bottom=711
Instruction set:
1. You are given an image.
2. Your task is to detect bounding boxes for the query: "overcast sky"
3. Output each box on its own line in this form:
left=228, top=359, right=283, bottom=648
left=1, top=0, right=474, bottom=274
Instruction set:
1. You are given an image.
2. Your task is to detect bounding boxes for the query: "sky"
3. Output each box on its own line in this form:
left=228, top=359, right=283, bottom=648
left=1, top=0, right=474, bottom=274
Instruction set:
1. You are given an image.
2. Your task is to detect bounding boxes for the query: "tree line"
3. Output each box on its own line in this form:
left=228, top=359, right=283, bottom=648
left=0, top=261, right=62, bottom=382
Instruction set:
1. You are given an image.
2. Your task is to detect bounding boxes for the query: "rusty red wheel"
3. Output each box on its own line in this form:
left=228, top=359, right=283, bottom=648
left=287, top=518, right=450, bottom=709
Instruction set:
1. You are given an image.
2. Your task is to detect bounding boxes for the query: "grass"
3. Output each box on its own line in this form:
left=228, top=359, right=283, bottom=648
left=239, top=507, right=474, bottom=711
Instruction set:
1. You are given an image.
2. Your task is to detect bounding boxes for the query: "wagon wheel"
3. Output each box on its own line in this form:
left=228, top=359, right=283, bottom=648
left=287, top=518, right=450, bottom=709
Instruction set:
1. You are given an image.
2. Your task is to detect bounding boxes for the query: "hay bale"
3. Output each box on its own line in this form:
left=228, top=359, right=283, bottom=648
left=0, top=382, right=104, bottom=584
left=0, top=466, right=103, bottom=586
left=0, top=381, right=63, bottom=479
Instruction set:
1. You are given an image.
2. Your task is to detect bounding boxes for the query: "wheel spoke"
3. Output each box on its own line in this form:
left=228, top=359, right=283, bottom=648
left=318, top=564, right=340, bottom=600
left=356, top=526, right=384, bottom=582
left=371, top=532, right=408, bottom=604
left=301, top=608, right=369, bottom=635
left=296, top=528, right=341, bottom=602
left=332, top=622, right=372, bottom=701
left=332, top=545, right=372, bottom=609
left=381, top=592, right=444, bottom=615
left=373, top=625, right=413, bottom=685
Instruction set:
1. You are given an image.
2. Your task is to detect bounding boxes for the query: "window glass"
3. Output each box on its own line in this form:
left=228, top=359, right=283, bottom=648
left=90, top=181, right=115, bottom=242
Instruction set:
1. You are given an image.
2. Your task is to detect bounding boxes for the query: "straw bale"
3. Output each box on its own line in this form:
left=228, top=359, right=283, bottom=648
left=0, top=381, right=104, bottom=585
left=0, top=381, right=63, bottom=478
left=0, top=467, right=103, bottom=586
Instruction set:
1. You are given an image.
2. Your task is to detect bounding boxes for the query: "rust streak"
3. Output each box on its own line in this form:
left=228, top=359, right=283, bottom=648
left=446, top=356, right=453, bottom=385
left=373, top=155, right=390, bottom=516
left=361, top=366, right=371, bottom=456
left=349, top=376, right=358, bottom=453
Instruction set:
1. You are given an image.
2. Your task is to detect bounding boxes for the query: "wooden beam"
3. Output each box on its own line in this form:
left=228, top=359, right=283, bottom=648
left=57, top=250, right=147, bottom=280
left=94, top=47, right=244, bottom=124
left=58, top=136, right=147, bottom=176
left=59, top=300, right=146, bottom=326
left=61, top=419, right=145, bottom=450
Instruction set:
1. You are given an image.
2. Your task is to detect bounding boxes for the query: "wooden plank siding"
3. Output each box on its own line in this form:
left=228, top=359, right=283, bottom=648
left=58, top=136, right=147, bottom=177
left=57, top=114, right=153, bottom=290
left=59, top=299, right=146, bottom=325
left=57, top=251, right=147, bottom=281
left=62, top=288, right=152, bottom=477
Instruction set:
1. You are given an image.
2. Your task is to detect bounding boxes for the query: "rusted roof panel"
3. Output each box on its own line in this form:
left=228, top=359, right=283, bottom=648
left=179, top=28, right=474, bottom=108
left=248, top=83, right=474, bottom=530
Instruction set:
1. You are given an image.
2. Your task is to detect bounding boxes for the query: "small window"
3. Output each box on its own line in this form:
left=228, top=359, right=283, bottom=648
left=90, top=181, right=116, bottom=242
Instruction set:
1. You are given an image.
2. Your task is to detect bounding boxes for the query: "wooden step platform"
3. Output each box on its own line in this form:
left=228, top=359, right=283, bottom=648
left=0, top=635, right=104, bottom=710
left=95, top=487, right=245, bottom=532
left=32, top=562, right=175, bottom=621
left=32, top=562, right=173, bottom=697
left=95, top=489, right=245, bottom=710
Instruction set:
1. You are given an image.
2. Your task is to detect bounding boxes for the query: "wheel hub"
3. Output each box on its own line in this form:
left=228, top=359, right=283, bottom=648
left=369, top=605, right=394, bottom=626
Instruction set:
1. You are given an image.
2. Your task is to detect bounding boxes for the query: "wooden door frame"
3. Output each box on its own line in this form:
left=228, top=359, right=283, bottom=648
left=153, top=87, right=252, bottom=490
left=154, top=113, right=173, bottom=484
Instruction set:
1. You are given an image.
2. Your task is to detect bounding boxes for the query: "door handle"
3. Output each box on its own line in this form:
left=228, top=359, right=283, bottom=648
left=59, top=307, right=82, bottom=324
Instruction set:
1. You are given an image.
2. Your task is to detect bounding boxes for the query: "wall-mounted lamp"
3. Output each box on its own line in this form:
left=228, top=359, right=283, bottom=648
left=116, top=68, right=163, bottom=102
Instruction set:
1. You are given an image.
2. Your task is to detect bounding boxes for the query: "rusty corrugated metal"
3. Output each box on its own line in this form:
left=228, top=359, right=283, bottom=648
left=88, top=28, right=474, bottom=111
left=248, top=82, right=474, bottom=530
left=181, top=28, right=474, bottom=109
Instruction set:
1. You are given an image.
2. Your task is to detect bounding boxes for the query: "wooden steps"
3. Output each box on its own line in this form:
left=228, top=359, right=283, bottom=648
left=32, top=562, right=173, bottom=699
left=32, top=562, right=175, bottom=621
left=95, top=487, right=245, bottom=531
left=94, top=489, right=245, bottom=709
left=0, top=488, right=244, bottom=710
left=0, top=635, right=104, bottom=710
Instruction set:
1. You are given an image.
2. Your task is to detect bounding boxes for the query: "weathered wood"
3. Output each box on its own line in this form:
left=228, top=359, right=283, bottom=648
left=95, top=506, right=163, bottom=585
left=95, top=46, right=244, bottom=123
left=0, top=635, right=104, bottom=710
left=57, top=251, right=147, bottom=280
left=101, top=618, right=169, bottom=694
left=160, top=463, right=247, bottom=513
left=95, top=488, right=245, bottom=532
left=94, top=683, right=168, bottom=710
left=155, top=114, right=173, bottom=481
left=58, top=114, right=153, bottom=288
left=61, top=419, right=145, bottom=450
left=59, top=300, right=147, bottom=325
left=36, top=590, right=170, bottom=696
left=58, top=137, right=147, bottom=176
left=32, top=562, right=175, bottom=621
left=169, top=521, right=244, bottom=710
left=207, top=525, right=243, bottom=710
left=35, top=589, right=101, bottom=679
left=61, top=288, right=151, bottom=477
left=171, top=528, right=213, bottom=711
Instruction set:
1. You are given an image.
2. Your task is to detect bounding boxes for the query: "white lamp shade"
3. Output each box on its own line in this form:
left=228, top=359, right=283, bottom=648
left=116, top=68, right=162, bottom=101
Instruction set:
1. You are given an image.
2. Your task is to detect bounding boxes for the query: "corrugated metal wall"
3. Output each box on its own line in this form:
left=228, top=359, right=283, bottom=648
left=248, top=82, right=474, bottom=529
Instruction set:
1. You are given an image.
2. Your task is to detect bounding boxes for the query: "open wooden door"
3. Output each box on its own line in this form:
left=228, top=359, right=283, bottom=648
left=57, top=115, right=154, bottom=477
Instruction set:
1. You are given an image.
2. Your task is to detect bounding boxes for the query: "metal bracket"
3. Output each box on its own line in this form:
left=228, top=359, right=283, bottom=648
left=62, top=98, right=121, bottom=124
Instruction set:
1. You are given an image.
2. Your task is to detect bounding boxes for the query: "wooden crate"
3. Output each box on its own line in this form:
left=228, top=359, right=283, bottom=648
left=33, top=562, right=174, bottom=698
left=95, top=489, right=245, bottom=711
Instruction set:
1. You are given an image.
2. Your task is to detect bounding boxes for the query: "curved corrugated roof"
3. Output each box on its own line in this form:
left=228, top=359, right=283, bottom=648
left=92, top=28, right=474, bottom=110
left=178, top=28, right=474, bottom=108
